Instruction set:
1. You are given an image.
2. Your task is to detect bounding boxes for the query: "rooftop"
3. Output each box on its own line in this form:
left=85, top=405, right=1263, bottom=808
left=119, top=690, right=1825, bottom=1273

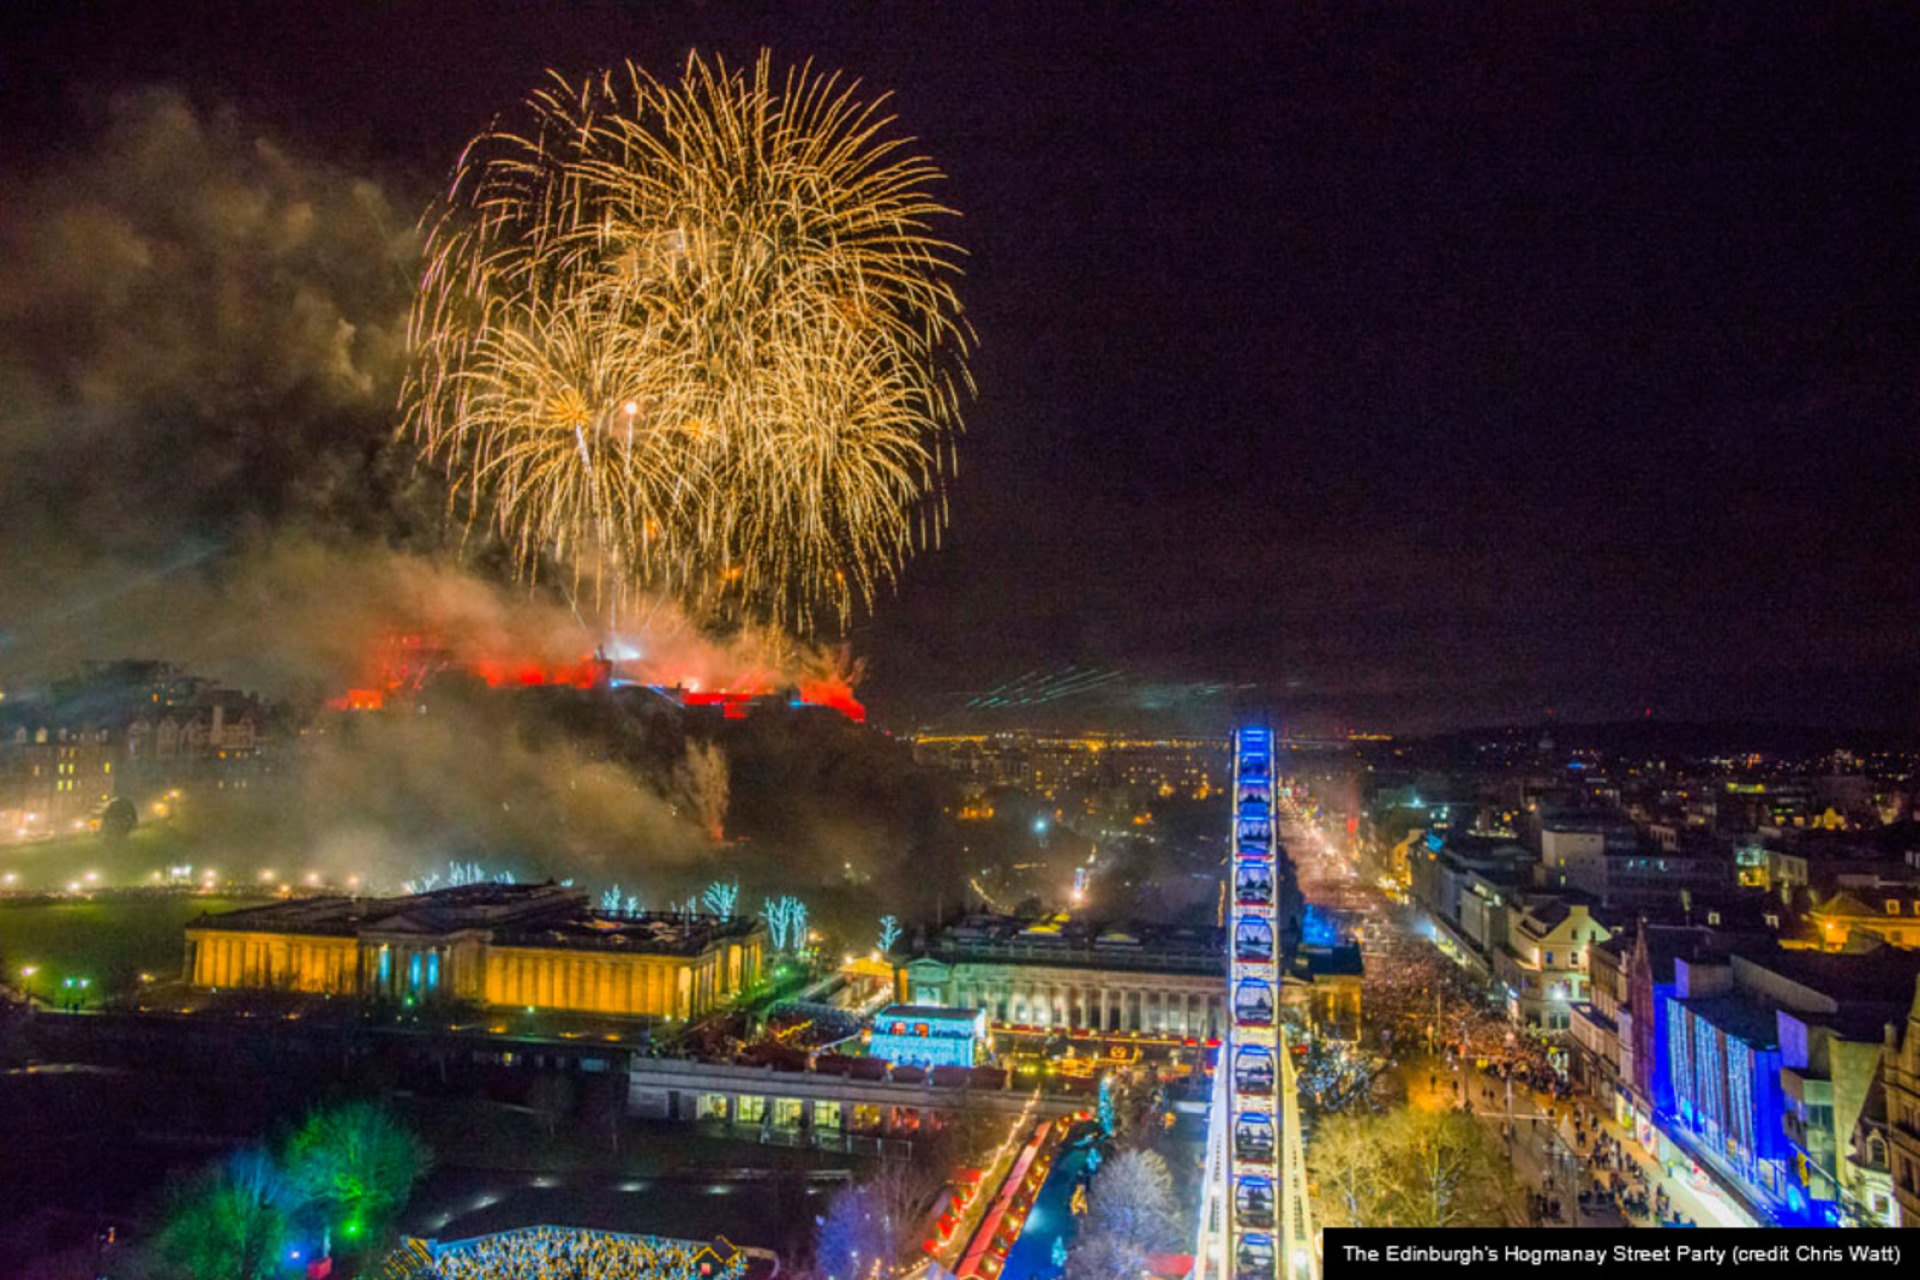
left=1734, top=946, right=1920, bottom=1011
left=875, top=1004, right=983, bottom=1023
left=916, top=912, right=1225, bottom=974
left=1680, top=994, right=1780, bottom=1048
left=189, top=883, right=761, bottom=955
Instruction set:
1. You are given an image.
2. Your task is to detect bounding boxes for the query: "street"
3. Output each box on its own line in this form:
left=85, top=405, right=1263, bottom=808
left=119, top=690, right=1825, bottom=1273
left=1284, top=804, right=1762, bottom=1230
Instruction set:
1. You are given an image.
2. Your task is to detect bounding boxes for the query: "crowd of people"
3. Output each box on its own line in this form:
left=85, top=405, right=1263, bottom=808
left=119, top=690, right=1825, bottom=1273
left=428, top=1227, right=744, bottom=1280
left=1567, top=1112, right=1698, bottom=1228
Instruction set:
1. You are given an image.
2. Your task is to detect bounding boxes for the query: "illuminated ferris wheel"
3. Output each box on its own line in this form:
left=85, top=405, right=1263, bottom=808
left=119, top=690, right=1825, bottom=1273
left=1198, top=726, right=1314, bottom=1280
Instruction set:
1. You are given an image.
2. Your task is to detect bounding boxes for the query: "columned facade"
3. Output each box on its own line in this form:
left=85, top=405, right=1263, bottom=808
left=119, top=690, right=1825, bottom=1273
left=183, top=886, right=765, bottom=1021
left=901, top=957, right=1225, bottom=1039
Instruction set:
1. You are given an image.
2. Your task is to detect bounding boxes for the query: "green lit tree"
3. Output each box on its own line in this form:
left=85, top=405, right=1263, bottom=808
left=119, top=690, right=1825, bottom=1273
left=283, top=1101, right=431, bottom=1252
left=152, top=1148, right=295, bottom=1280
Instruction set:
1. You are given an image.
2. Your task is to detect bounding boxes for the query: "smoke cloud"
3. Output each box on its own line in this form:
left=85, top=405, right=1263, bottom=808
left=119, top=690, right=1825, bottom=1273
left=0, top=89, right=874, bottom=895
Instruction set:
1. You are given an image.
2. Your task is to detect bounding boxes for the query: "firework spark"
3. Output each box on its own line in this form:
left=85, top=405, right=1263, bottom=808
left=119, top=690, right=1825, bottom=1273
left=406, top=51, right=971, bottom=629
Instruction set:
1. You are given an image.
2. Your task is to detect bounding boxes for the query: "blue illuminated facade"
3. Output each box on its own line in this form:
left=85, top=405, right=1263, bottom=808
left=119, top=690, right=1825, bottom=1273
left=1656, top=991, right=1816, bottom=1225
left=869, top=1003, right=987, bottom=1069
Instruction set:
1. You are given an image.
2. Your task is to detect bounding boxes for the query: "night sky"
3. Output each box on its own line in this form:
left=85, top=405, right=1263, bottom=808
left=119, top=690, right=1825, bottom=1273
left=3, top=2, right=1916, bottom=733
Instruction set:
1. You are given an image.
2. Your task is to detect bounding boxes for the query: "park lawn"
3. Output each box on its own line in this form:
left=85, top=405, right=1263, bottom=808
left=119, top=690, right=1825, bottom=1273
left=0, top=895, right=252, bottom=998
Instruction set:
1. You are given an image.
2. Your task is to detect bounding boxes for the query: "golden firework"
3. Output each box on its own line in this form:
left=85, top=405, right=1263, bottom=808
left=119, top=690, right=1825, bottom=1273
left=406, top=52, right=971, bottom=627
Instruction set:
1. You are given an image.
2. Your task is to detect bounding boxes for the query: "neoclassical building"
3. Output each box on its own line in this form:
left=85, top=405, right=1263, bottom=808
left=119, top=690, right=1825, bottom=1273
left=185, top=882, right=765, bottom=1020
left=896, top=914, right=1228, bottom=1038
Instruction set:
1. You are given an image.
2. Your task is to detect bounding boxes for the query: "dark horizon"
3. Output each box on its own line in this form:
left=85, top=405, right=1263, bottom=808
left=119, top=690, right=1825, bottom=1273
left=2, top=1, right=1916, bottom=736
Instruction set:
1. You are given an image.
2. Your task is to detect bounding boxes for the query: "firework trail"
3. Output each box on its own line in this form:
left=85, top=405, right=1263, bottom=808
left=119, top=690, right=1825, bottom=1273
left=407, top=51, right=972, bottom=630
left=962, top=665, right=1127, bottom=708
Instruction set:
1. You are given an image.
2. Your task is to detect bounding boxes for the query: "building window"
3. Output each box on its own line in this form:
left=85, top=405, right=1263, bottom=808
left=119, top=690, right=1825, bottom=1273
left=1888, top=901, right=1902, bottom=916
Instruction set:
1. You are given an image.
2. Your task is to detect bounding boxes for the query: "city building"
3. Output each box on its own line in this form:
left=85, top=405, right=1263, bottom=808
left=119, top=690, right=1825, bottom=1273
left=0, top=663, right=276, bottom=838
left=1407, top=832, right=1531, bottom=978
left=1541, top=816, right=1728, bottom=909
left=911, top=732, right=1230, bottom=801
left=1494, top=898, right=1610, bottom=1040
left=1807, top=885, right=1920, bottom=951
left=184, top=883, right=765, bottom=1020
left=1648, top=945, right=1920, bottom=1225
left=868, top=1004, right=989, bottom=1069
left=1569, top=934, right=1630, bottom=1104
left=1623, top=923, right=1717, bottom=1137
left=897, top=912, right=1230, bottom=1038
left=1883, top=976, right=1920, bottom=1228
left=1847, top=1063, right=1898, bottom=1227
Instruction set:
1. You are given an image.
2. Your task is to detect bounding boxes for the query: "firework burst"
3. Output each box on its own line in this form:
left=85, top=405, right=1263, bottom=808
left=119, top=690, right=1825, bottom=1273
left=406, top=51, right=971, bottom=628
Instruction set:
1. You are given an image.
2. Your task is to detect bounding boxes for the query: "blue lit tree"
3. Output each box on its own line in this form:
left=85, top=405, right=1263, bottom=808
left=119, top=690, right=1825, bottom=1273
left=762, top=895, right=811, bottom=951
left=600, top=884, right=625, bottom=913
left=876, top=914, right=902, bottom=953
left=702, top=879, right=740, bottom=917
left=1098, top=1075, right=1116, bottom=1137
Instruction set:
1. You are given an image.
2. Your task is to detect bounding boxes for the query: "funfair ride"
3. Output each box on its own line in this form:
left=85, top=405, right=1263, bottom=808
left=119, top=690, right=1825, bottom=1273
left=1196, top=727, right=1314, bottom=1280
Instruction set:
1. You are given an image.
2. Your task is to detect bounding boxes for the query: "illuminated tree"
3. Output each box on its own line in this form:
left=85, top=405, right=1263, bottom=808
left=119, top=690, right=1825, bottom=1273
left=600, top=884, right=625, bottom=913
left=814, top=1163, right=937, bottom=1280
left=283, top=1102, right=430, bottom=1251
left=1307, top=1112, right=1392, bottom=1228
left=763, top=895, right=810, bottom=951
left=153, top=1148, right=295, bottom=1280
left=1305, top=1109, right=1516, bottom=1229
left=875, top=914, right=901, bottom=953
left=1388, top=1109, right=1518, bottom=1228
left=702, top=879, right=741, bottom=917
left=1080, top=1149, right=1176, bottom=1253
left=1065, top=1231, right=1141, bottom=1280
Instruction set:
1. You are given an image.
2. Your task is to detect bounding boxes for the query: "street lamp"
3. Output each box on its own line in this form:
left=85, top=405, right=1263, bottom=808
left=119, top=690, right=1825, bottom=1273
left=19, top=965, right=37, bottom=1002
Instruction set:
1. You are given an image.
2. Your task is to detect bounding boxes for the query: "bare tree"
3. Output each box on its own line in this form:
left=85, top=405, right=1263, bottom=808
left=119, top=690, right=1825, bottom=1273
left=1065, top=1231, right=1144, bottom=1280
left=1305, top=1108, right=1516, bottom=1229
left=814, top=1158, right=944, bottom=1280
left=525, top=1072, right=575, bottom=1141
left=1387, top=1110, right=1518, bottom=1228
left=1307, top=1111, right=1392, bottom=1228
left=1071, top=1147, right=1177, bottom=1272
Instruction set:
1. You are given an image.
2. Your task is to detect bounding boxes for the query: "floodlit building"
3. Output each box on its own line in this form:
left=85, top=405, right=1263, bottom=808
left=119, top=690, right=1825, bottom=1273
left=868, top=1004, right=989, bottom=1069
left=897, top=913, right=1231, bottom=1038
left=1807, top=886, right=1920, bottom=951
left=184, top=883, right=765, bottom=1020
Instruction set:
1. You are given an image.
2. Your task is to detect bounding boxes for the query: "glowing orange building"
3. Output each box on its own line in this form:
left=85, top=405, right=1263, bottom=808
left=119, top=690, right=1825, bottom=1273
left=184, top=883, right=765, bottom=1020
